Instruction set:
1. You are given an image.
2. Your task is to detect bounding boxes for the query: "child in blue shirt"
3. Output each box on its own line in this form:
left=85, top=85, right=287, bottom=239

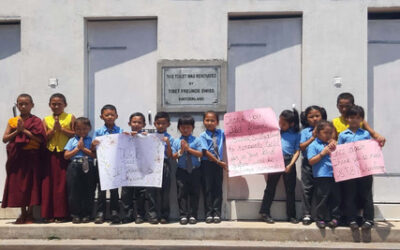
left=120, top=112, right=149, bottom=224
left=147, top=111, right=174, bottom=224
left=91, top=104, right=123, bottom=224
left=64, top=117, right=96, bottom=224
left=199, top=111, right=227, bottom=224
left=338, top=105, right=376, bottom=230
left=260, top=108, right=300, bottom=224
left=299, top=105, right=327, bottom=225
left=307, top=120, right=339, bottom=229
left=172, top=115, right=204, bottom=225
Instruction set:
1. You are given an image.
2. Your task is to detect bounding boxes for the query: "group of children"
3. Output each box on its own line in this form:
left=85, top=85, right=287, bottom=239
left=2, top=92, right=385, bottom=230
left=1, top=93, right=226, bottom=226
left=259, top=93, right=385, bottom=230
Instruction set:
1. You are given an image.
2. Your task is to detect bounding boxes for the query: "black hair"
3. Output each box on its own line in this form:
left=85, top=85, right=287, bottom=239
left=74, top=117, right=91, bottom=129
left=177, top=114, right=195, bottom=129
left=49, top=93, right=67, bottom=105
left=129, top=112, right=146, bottom=124
left=17, top=93, right=33, bottom=103
left=154, top=111, right=170, bottom=122
left=280, top=108, right=300, bottom=132
left=337, top=92, right=355, bottom=105
left=345, top=105, right=365, bottom=119
left=203, top=110, right=219, bottom=123
left=315, top=120, right=334, bottom=135
left=300, top=105, right=327, bottom=128
left=101, top=104, right=117, bottom=114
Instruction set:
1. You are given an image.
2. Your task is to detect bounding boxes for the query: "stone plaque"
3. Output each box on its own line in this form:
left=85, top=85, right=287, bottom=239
left=158, top=60, right=227, bottom=112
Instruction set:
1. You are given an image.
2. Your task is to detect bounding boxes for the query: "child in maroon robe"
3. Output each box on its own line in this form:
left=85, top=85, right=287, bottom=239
left=2, top=94, right=46, bottom=224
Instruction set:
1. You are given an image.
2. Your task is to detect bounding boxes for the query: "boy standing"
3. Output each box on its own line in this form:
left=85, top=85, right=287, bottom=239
left=92, top=104, right=123, bottom=224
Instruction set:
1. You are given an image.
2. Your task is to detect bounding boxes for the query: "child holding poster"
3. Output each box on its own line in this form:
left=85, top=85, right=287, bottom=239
left=333, top=92, right=385, bottom=146
left=2, top=94, right=46, bottom=224
left=299, top=106, right=327, bottom=225
left=120, top=112, right=150, bottom=224
left=172, top=115, right=204, bottom=225
left=64, top=117, right=97, bottom=224
left=307, top=120, right=339, bottom=229
left=91, top=104, right=123, bottom=224
left=337, top=105, right=376, bottom=230
left=41, top=93, right=75, bottom=222
left=148, top=111, right=174, bottom=224
left=259, top=108, right=300, bottom=224
left=199, top=111, right=227, bottom=224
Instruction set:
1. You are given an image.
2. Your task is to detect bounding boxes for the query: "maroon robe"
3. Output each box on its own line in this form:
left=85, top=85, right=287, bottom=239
left=2, top=115, right=46, bottom=208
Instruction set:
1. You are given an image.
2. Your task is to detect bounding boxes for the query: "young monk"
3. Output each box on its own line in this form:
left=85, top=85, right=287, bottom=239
left=1, top=94, right=46, bottom=224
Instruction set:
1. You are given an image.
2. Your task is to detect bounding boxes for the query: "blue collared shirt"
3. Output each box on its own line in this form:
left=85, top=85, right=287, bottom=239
left=64, top=135, right=93, bottom=160
left=157, top=131, right=174, bottom=159
left=281, top=129, right=300, bottom=156
left=94, top=124, right=123, bottom=138
left=338, top=128, right=371, bottom=145
left=307, top=138, right=333, bottom=178
left=172, top=134, right=204, bottom=169
left=199, top=129, right=225, bottom=161
left=300, top=127, right=314, bottom=156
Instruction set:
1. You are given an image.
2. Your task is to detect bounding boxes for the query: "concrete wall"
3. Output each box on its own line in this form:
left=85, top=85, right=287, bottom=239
left=1, top=0, right=400, bottom=220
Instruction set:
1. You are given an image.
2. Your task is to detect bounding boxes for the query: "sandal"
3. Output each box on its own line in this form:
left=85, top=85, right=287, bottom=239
left=15, top=214, right=26, bottom=224
left=24, top=214, right=34, bottom=224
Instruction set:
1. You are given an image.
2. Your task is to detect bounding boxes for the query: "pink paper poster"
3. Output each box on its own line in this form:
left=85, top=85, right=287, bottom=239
left=331, top=139, right=385, bottom=182
left=224, top=107, right=285, bottom=177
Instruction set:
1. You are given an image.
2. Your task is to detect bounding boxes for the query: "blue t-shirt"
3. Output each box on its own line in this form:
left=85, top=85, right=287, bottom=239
left=172, top=135, right=204, bottom=169
left=94, top=124, right=123, bottom=138
left=300, top=127, right=314, bottom=156
left=281, top=128, right=300, bottom=156
left=338, top=128, right=371, bottom=145
left=307, top=138, right=332, bottom=178
left=199, top=129, right=225, bottom=161
left=64, top=135, right=93, bottom=160
left=157, top=131, right=174, bottom=159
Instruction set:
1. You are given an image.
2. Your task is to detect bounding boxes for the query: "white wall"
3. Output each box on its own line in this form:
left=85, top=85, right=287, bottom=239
left=1, top=0, right=400, bottom=219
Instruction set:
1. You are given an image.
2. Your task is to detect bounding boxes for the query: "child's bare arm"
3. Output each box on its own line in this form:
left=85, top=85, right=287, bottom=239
left=308, top=146, right=330, bottom=165
left=22, top=128, right=42, bottom=143
left=81, top=147, right=96, bottom=158
left=187, top=148, right=203, bottom=158
left=204, top=150, right=227, bottom=169
left=362, top=120, right=386, bottom=146
left=2, top=123, right=18, bottom=143
left=300, top=136, right=315, bottom=151
left=285, top=150, right=300, bottom=173
left=64, top=147, right=79, bottom=160
left=60, top=115, right=76, bottom=138
left=164, top=137, right=173, bottom=158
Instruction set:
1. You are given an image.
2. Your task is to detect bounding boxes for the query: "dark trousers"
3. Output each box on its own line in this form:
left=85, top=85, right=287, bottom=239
left=259, top=158, right=296, bottom=218
left=201, top=160, right=223, bottom=218
left=66, top=160, right=97, bottom=218
left=96, top=188, right=120, bottom=217
left=120, top=186, right=146, bottom=221
left=342, top=175, right=374, bottom=222
left=176, top=167, right=201, bottom=218
left=301, top=158, right=314, bottom=216
left=314, top=177, right=341, bottom=222
left=147, top=160, right=171, bottom=219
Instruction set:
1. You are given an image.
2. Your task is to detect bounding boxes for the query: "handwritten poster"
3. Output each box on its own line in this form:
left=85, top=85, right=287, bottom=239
left=331, top=139, right=385, bottom=182
left=224, top=107, right=285, bottom=177
left=96, top=133, right=165, bottom=190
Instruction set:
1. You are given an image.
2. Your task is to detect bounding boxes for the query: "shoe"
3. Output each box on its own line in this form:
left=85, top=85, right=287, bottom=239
left=180, top=217, right=188, bottom=225
left=349, top=220, right=359, bottom=230
left=288, top=217, right=299, bottom=224
left=110, top=211, right=120, bottom=224
left=361, top=221, right=373, bottom=230
left=262, top=214, right=274, bottom=224
left=94, top=216, right=104, bottom=224
left=302, top=215, right=312, bottom=225
left=121, top=218, right=133, bottom=224
left=135, top=216, right=144, bottom=224
left=160, top=218, right=169, bottom=224
left=54, top=218, right=67, bottom=223
left=149, top=217, right=159, bottom=224
left=205, top=216, right=214, bottom=224
left=316, top=220, right=326, bottom=229
left=328, top=219, right=338, bottom=228
left=213, top=216, right=221, bottom=224
left=189, top=217, right=197, bottom=224
left=72, top=217, right=81, bottom=224
left=81, top=217, right=91, bottom=223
